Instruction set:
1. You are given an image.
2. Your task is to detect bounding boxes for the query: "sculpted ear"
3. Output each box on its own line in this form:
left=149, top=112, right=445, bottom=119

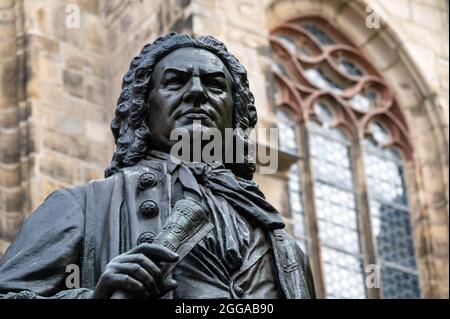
left=247, top=102, right=257, bottom=128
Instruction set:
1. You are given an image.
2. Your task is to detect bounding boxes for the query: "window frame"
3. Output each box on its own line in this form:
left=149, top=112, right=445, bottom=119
left=270, top=15, right=421, bottom=299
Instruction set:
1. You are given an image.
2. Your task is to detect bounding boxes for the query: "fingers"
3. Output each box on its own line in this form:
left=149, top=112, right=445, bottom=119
left=108, top=252, right=178, bottom=298
left=120, top=253, right=162, bottom=281
left=112, top=262, right=160, bottom=297
left=159, top=278, right=178, bottom=297
left=103, top=273, right=150, bottom=299
left=130, top=243, right=179, bottom=262
left=94, top=244, right=180, bottom=299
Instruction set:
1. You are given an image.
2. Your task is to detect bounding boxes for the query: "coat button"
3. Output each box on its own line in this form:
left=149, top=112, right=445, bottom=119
left=234, top=285, right=244, bottom=298
left=137, top=173, right=157, bottom=190
left=138, top=200, right=159, bottom=218
left=137, top=231, right=156, bottom=245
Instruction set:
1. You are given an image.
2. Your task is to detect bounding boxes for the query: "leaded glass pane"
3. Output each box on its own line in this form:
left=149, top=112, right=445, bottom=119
left=272, top=62, right=290, bottom=79
left=322, top=247, right=366, bottom=299
left=370, top=202, right=417, bottom=268
left=318, top=220, right=361, bottom=253
left=276, top=109, right=298, bottom=154
left=301, top=23, right=335, bottom=45
left=314, top=102, right=334, bottom=125
left=371, top=122, right=389, bottom=145
left=314, top=182, right=356, bottom=211
left=339, top=58, right=364, bottom=76
left=304, top=69, right=343, bottom=93
left=364, top=139, right=420, bottom=298
left=309, top=120, right=366, bottom=299
left=315, top=198, right=358, bottom=230
left=313, top=160, right=353, bottom=190
left=275, top=34, right=297, bottom=53
left=380, top=266, right=421, bottom=299
left=293, top=213, right=306, bottom=239
left=309, top=131, right=351, bottom=167
left=364, top=143, right=407, bottom=205
left=367, top=89, right=378, bottom=105
left=349, top=94, right=372, bottom=112
left=288, top=164, right=308, bottom=244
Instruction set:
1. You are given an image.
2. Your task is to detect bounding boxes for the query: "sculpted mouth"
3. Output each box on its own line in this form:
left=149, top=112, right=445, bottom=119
left=184, top=113, right=211, bottom=120
left=179, top=108, right=214, bottom=121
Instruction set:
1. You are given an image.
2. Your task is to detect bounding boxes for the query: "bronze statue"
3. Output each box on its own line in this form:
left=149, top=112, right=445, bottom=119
left=0, top=32, right=315, bottom=299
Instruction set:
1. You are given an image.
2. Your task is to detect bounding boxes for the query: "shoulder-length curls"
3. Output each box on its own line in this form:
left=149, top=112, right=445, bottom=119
left=105, top=32, right=258, bottom=180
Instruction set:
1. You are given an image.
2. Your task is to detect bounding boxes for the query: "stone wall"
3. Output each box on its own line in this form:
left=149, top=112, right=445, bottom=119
left=0, top=0, right=26, bottom=253
left=370, top=0, right=448, bottom=125
left=0, top=0, right=110, bottom=253
left=0, top=0, right=448, bottom=298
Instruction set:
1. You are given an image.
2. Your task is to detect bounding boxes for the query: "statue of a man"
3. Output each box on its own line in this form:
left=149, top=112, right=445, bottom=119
left=0, top=33, right=315, bottom=299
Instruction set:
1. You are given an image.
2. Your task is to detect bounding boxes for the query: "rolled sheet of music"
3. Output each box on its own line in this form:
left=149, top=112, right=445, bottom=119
left=111, top=198, right=213, bottom=299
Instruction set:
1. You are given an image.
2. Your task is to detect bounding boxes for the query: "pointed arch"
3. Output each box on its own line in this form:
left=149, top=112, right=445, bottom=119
left=266, top=0, right=448, bottom=298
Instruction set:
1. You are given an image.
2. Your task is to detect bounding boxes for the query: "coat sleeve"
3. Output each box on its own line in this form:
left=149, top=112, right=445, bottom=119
left=294, top=243, right=317, bottom=299
left=0, top=189, right=92, bottom=299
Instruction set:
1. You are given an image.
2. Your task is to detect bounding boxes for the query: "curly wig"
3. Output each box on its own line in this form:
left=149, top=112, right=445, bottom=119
left=105, top=32, right=258, bottom=179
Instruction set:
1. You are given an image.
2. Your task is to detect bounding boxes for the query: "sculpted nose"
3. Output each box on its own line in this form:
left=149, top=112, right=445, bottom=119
left=183, top=77, right=207, bottom=105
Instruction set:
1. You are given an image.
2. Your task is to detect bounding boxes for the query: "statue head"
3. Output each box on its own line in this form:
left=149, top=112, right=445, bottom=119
left=105, top=32, right=258, bottom=179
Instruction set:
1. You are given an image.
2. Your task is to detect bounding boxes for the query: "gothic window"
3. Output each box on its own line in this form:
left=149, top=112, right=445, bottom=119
left=364, top=125, right=421, bottom=299
left=277, top=108, right=308, bottom=252
left=309, top=105, right=366, bottom=299
left=270, top=16, right=420, bottom=299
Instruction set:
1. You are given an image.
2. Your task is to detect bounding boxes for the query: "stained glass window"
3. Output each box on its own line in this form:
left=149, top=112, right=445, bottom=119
left=364, top=137, right=421, bottom=299
left=340, top=58, right=364, bottom=77
left=288, top=163, right=308, bottom=252
left=301, top=23, right=335, bottom=45
left=270, top=16, right=419, bottom=299
left=309, top=110, right=366, bottom=299
left=277, top=108, right=309, bottom=252
left=276, top=108, right=298, bottom=155
left=304, top=68, right=344, bottom=93
left=349, top=89, right=379, bottom=113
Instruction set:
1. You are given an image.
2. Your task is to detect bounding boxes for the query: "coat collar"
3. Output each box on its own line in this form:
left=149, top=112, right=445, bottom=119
left=139, top=151, right=285, bottom=231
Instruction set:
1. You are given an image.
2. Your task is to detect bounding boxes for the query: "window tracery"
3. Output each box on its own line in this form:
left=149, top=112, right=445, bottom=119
left=270, top=16, right=420, bottom=298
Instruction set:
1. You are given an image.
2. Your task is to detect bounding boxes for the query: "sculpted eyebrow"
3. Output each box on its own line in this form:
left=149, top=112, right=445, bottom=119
left=203, top=71, right=226, bottom=79
left=162, top=68, right=226, bottom=78
left=162, top=68, right=189, bottom=77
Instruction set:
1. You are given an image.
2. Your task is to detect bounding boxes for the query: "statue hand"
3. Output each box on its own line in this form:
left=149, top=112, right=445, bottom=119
left=90, top=243, right=179, bottom=299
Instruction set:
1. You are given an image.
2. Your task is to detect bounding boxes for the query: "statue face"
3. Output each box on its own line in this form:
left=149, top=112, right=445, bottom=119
left=147, top=47, right=234, bottom=153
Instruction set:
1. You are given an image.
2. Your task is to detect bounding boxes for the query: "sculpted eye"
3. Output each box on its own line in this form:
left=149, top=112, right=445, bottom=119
left=205, top=78, right=226, bottom=92
left=163, top=73, right=188, bottom=88
left=166, top=77, right=185, bottom=87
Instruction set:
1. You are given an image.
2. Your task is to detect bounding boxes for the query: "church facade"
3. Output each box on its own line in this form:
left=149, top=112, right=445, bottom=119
left=0, top=0, right=448, bottom=298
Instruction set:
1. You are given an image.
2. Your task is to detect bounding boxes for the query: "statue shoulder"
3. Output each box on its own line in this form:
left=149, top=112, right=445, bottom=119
left=47, top=172, right=124, bottom=211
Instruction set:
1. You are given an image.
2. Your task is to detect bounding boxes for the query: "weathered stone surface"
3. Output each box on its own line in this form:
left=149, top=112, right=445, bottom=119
left=0, top=165, right=21, bottom=188
left=0, top=129, right=20, bottom=164
left=0, top=62, right=18, bottom=108
left=63, top=69, right=84, bottom=98
left=40, top=151, right=76, bottom=185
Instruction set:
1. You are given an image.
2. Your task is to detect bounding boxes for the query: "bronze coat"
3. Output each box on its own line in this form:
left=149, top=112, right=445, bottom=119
left=0, top=159, right=315, bottom=299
